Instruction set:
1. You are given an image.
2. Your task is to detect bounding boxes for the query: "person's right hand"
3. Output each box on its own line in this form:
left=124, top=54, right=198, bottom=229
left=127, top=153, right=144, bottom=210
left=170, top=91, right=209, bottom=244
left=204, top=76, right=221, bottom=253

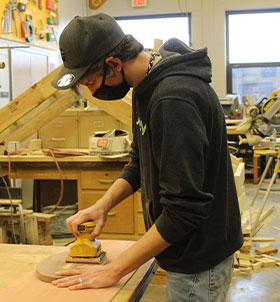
left=66, top=202, right=107, bottom=240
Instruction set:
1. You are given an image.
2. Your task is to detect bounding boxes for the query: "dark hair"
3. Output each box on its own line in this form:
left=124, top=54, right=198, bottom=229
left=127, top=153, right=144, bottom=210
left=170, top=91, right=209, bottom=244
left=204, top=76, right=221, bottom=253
left=86, top=34, right=144, bottom=76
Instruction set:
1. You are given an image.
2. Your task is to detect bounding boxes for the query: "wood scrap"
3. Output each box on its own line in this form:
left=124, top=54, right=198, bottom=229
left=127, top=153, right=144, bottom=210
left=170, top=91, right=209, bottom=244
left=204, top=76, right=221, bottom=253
left=252, top=262, right=262, bottom=270
left=234, top=208, right=279, bottom=275
left=241, top=210, right=251, bottom=237
left=240, top=241, right=252, bottom=253
left=255, top=245, right=278, bottom=255
left=252, top=237, right=275, bottom=242
left=255, top=257, right=276, bottom=267
left=239, top=258, right=251, bottom=268
left=256, top=205, right=274, bottom=228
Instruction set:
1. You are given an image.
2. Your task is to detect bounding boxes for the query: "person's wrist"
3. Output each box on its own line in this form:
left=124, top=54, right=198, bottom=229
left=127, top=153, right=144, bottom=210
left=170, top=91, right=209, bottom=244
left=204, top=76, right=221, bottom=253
left=95, top=195, right=113, bottom=214
left=109, top=260, right=125, bottom=281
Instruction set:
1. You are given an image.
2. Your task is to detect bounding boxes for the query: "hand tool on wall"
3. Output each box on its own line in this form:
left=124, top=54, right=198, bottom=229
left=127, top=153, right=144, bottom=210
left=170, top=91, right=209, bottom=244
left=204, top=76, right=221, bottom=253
left=8, top=0, right=19, bottom=36
left=17, top=2, right=26, bottom=12
left=1, top=6, right=12, bottom=34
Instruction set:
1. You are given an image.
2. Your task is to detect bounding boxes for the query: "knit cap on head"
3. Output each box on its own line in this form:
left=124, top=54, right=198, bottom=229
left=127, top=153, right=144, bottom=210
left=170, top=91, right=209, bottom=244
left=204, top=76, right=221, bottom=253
left=51, top=13, right=125, bottom=90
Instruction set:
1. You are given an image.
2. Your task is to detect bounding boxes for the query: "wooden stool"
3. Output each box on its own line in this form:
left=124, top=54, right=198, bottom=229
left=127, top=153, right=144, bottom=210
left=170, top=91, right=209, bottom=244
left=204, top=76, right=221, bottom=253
left=0, top=199, right=26, bottom=243
left=0, top=202, right=56, bottom=245
left=253, top=149, right=277, bottom=184
left=251, top=147, right=280, bottom=235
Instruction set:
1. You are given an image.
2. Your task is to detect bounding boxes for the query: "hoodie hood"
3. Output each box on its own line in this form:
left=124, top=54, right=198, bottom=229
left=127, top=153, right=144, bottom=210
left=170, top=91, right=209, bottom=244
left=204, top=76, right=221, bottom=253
left=136, top=38, right=212, bottom=94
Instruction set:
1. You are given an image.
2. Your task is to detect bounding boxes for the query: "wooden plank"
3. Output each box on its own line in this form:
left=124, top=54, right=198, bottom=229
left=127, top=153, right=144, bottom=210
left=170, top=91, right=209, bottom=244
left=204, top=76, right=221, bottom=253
left=240, top=241, right=252, bottom=253
left=7, top=90, right=80, bottom=142
left=257, top=205, right=274, bottom=227
left=0, top=199, right=22, bottom=205
left=256, top=257, right=276, bottom=267
left=239, top=258, right=251, bottom=267
left=230, top=154, right=243, bottom=172
left=234, top=162, right=245, bottom=195
left=81, top=86, right=132, bottom=128
left=0, top=66, right=62, bottom=134
left=0, top=96, right=57, bottom=143
left=33, top=213, right=56, bottom=222
left=241, top=210, right=251, bottom=236
left=25, top=215, right=40, bottom=245
left=255, top=245, right=278, bottom=255
left=252, top=237, right=276, bottom=242
left=238, top=190, right=248, bottom=214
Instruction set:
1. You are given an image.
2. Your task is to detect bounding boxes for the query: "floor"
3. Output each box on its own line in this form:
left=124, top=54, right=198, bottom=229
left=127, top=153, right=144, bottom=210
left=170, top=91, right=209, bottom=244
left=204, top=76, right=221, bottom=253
left=0, top=182, right=279, bottom=301
left=140, top=182, right=280, bottom=302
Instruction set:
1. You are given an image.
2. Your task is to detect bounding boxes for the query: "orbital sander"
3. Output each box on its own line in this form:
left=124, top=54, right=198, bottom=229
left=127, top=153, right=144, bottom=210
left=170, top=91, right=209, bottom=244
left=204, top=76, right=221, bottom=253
left=65, top=220, right=107, bottom=264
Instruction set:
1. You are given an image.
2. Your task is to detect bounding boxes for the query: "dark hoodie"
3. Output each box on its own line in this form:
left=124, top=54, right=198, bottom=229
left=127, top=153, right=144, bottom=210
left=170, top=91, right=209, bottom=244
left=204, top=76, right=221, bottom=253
left=120, top=38, right=243, bottom=274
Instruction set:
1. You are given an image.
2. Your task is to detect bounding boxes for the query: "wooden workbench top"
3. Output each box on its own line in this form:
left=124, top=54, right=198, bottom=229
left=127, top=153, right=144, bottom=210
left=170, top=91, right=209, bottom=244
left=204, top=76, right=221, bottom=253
left=0, top=149, right=130, bottom=163
left=0, top=240, right=157, bottom=302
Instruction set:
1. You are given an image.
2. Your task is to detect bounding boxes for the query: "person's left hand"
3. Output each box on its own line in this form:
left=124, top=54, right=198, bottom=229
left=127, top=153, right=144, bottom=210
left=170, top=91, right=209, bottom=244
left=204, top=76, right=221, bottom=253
left=52, top=263, right=121, bottom=290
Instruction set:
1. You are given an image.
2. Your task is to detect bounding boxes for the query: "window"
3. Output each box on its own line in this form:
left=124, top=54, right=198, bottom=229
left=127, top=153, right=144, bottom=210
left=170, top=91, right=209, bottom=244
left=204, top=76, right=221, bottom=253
left=115, top=13, right=191, bottom=50
left=226, top=9, right=280, bottom=100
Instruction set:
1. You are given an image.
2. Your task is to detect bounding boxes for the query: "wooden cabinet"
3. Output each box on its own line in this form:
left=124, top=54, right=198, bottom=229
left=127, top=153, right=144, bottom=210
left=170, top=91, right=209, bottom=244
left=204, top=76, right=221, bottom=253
left=39, top=112, right=78, bottom=148
left=77, top=164, right=145, bottom=241
left=39, top=109, right=122, bottom=149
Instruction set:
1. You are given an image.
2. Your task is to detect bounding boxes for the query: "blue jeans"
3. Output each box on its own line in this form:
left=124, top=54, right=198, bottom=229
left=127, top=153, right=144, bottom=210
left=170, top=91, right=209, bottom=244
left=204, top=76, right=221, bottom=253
left=166, top=254, right=234, bottom=302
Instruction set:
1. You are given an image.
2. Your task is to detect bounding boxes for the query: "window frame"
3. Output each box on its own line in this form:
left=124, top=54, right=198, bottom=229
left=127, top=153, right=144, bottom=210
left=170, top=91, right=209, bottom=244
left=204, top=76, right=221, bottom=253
left=114, top=12, right=192, bottom=49
left=226, top=9, right=280, bottom=94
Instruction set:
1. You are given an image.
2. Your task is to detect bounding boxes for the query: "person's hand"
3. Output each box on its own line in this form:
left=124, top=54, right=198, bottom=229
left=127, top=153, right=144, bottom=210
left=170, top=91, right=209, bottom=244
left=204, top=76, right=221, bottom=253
left=52, top=262, right=121, bottom=290
left=66, top=202, right=107, bottom=240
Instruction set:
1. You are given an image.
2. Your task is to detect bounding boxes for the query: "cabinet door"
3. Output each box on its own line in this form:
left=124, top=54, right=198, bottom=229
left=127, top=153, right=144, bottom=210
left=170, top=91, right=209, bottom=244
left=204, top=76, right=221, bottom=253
left=11, top=49, right=48, bottom=99
left=80, top=190, right=134, bottom=234
left=40, top=116, right=78, bottom=148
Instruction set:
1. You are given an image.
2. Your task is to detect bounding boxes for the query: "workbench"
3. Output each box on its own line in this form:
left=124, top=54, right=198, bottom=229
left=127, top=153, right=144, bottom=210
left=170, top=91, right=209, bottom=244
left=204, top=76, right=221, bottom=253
left=0, top=240, right=158, bottom=302
left=0, top=153, right=146, bottom=241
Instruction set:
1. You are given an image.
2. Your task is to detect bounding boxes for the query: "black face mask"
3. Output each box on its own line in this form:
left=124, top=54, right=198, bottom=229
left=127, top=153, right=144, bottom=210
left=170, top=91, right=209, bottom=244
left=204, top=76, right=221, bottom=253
left=93, top=63, right=130, bottom=101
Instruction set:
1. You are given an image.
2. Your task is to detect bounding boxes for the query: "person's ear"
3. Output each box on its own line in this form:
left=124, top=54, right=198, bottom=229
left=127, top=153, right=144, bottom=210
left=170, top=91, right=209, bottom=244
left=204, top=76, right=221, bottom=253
left=105, top=57, right=122, bottom=72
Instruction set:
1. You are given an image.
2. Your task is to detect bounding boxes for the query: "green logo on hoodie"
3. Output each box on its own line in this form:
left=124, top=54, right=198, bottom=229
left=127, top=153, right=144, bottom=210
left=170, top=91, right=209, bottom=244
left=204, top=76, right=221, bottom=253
left=136, top=118, right=147, bottom=136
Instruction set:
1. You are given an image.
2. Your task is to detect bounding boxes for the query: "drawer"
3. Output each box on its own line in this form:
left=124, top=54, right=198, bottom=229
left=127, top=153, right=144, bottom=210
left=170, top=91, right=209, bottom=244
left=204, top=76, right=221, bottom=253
left=80, top=169, right=122, bottom=189
left=79, top=190, right=134, bottom=234
left=40, top=116, right=78, bottom=148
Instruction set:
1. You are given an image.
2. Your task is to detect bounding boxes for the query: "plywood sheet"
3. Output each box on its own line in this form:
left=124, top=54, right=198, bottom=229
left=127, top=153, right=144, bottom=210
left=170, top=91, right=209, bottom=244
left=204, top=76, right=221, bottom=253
left=0, top=240, right=136, bottom=302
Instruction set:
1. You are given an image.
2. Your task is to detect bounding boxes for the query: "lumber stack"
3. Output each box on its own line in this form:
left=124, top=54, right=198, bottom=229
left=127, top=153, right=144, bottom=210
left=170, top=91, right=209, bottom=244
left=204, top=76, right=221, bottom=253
left=230, top=154, right=279, bottom=275
left=234, top=209, right=279, bottom=275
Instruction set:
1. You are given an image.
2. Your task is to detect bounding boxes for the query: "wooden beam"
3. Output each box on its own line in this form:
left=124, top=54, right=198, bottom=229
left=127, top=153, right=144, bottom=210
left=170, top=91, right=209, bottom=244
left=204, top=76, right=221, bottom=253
left=0, top=65, right=62, bottom=135
left=6, top=90, right=80, bottom=143
left=81, top=86, right=132, bottom=128
left=0, top=96, right=57, bottom=142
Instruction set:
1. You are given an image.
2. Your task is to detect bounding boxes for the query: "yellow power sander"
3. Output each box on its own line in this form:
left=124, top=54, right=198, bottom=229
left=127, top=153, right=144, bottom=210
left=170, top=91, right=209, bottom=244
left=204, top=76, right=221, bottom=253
left=65, top=221, right=107, bottom=264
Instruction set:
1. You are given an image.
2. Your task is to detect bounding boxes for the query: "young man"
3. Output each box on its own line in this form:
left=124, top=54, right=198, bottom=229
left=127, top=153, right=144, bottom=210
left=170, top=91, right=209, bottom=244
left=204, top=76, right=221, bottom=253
left=51, top=13, right=243, bottom=301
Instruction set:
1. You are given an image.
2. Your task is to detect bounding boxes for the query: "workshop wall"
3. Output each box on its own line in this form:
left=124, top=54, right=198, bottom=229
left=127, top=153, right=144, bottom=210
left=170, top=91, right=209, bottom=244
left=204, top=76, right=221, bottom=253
left=0, top=0, right=59, bottom=50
